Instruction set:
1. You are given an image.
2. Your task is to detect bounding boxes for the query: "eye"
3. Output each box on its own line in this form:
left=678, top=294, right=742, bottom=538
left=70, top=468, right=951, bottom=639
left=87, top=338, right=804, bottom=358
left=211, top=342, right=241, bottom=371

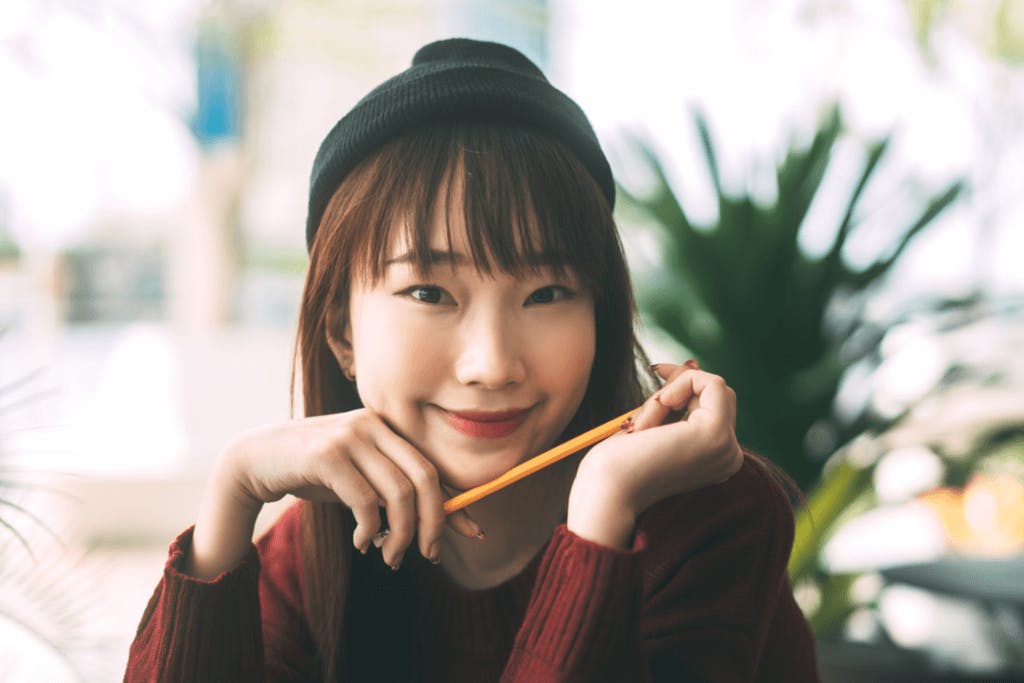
left=402, top=285, right=452, bottom=305
left=526, top=286, right=574, bottom=305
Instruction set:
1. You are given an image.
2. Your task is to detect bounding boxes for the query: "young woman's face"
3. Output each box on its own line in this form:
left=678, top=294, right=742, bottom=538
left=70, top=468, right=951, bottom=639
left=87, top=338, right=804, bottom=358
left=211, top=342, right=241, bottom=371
left=337, top=211, right=596, bottom=491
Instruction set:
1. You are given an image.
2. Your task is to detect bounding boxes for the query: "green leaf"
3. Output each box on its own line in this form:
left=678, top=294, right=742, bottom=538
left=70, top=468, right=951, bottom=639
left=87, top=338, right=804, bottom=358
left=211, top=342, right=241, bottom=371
left=789, top=457, right=875, bottom=582
left=693, top=108, right=722, bottom=198
left=850, top=180, right=965, bottom=289
left=819, top=137, right=891, bottom=296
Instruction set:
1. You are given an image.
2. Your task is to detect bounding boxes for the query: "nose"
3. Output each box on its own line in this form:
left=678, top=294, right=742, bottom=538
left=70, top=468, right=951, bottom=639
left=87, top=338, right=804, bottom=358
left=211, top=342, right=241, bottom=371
left=453, top=310, right=526, bottom=388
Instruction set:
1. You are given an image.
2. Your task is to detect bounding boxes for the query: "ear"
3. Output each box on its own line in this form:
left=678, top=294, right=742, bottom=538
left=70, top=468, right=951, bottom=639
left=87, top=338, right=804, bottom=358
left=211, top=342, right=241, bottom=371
left=324, top=305, right=354, bottom=372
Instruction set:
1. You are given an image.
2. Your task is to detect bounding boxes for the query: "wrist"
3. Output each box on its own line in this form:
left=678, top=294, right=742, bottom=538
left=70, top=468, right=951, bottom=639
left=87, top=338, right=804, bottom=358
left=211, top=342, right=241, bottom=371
left=566, top=473, right=637, bottom=550
left=187, top=450, right=263, bottom=580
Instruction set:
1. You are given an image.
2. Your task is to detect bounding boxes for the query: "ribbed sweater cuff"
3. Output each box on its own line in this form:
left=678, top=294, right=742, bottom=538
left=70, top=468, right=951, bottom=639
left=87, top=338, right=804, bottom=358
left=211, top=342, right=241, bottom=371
left=128, top=525, right=263, bottom=682
left=503, top=524, right=646, bottom=680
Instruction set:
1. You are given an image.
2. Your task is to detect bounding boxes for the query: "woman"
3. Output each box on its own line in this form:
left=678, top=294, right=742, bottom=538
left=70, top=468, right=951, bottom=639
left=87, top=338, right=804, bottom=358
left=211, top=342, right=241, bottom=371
left=125, top=37, right=821, bottom=682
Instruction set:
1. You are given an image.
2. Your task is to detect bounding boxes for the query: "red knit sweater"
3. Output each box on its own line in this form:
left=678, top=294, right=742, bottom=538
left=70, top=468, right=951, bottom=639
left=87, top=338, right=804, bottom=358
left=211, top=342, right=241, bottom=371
left=125, top=455, right=821, bottom=681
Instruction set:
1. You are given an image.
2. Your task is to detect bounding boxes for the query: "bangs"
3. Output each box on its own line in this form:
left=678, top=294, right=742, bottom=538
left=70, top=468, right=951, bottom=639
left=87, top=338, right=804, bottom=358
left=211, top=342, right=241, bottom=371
left=338, top=122, right=614, bottom=292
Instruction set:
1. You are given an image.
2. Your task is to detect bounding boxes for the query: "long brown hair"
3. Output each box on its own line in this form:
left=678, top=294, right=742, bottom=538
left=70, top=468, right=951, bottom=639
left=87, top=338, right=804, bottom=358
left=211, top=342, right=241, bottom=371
left=291, top=121, right=800, bottom=679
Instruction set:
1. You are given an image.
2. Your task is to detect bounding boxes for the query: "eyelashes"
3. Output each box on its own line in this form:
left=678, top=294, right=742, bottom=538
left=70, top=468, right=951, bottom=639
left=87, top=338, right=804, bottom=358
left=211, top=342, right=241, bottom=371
left=398, top=284, right=576, bottom=307
left=526, top=285, right=574, bottom=304
left=405, top=285, right=449, bottom=305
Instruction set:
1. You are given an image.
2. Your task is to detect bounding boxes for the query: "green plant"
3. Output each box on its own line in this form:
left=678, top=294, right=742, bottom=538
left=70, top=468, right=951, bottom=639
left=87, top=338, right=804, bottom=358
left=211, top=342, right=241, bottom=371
left=0, top=367, right=60, bottom=556
left=0, top=347, right=118, bottom=680
left=789, top=298, right=1024, bottom=638
left=619, top=105, right=964, bottom=493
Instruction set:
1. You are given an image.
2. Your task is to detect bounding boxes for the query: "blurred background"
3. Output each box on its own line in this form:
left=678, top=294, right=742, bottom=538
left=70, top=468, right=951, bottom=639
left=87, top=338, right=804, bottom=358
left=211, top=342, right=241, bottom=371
left=1, top=0, right=1022, bottom=680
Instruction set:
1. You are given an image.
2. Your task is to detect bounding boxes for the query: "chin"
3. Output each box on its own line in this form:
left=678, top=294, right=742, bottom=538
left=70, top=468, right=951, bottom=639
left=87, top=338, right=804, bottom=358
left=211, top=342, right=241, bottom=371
left=443, top=467, right=507, bottom=493
left=438, top=455, right=521, bottom=493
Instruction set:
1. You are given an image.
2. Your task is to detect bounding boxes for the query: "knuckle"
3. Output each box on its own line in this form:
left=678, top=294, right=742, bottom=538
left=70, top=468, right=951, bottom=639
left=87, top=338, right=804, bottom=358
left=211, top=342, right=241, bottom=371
left=309, top=449, right=337, bottom=481
left=714, top=430, right=736, bottom=456
left=721, top=444, right=744, bottom=479
left=411, top=463, right=439, bottom=490
left=391, top=479, right=416, bottom=505
left=355, top=491, right=379, bottom=516
left=335, top=422, right=360, bottom=443
left=307, top=434, right=336, bottom=459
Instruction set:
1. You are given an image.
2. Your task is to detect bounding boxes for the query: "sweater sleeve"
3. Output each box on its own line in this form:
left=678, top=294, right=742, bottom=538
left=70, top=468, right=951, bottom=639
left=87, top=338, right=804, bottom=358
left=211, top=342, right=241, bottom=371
left=500, top=454, right=819, bottom=683
left=123, top=504, right=317, bottom=682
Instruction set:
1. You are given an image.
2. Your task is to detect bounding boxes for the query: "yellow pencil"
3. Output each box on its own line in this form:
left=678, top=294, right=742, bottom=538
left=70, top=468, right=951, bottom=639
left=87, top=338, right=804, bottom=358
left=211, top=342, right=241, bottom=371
left=443, top=406, right=641, bottom=514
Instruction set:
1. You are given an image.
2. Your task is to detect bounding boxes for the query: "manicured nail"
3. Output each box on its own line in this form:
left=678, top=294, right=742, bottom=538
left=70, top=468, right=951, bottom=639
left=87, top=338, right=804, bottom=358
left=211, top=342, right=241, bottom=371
left=475, top=530, right=486, bottom=541
left=354, top=532, right=370, bottom=555
left=390, top=562, right=400, bottom=572
left=684, top=359, right=699, bottom=370
left=620, top=416, right=634, bottom=431
left=652, top=390, right=664, bottom=404
left=465, top=518, right=484, bottom=538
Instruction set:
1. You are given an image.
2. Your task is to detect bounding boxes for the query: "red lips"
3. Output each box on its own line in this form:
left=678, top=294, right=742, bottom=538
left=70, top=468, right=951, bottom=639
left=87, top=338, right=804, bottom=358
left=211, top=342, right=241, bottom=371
left=444, top=408, right=531, bottom=438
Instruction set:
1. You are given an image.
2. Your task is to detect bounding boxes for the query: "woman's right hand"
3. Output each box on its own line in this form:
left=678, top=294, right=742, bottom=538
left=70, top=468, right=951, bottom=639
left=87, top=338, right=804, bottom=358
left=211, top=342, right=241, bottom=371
left=190, top=409, right=481, bottom=579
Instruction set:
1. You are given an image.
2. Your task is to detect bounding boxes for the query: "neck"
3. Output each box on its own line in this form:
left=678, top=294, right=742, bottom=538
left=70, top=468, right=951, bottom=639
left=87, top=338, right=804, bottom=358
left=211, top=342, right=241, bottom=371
left=437, top=457, right=577, bottom=590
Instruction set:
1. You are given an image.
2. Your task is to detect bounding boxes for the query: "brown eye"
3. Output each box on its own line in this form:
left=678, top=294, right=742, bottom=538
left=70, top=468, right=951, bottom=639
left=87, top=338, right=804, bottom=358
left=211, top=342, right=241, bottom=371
left=405, top=286, right=450, bottom=304
left=527, top=286, right=572, bottom=305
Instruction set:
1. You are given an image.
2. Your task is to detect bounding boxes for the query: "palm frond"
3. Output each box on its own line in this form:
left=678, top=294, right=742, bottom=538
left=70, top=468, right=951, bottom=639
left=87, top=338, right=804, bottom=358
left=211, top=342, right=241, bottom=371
left=621, top=104, right=967, bottom=492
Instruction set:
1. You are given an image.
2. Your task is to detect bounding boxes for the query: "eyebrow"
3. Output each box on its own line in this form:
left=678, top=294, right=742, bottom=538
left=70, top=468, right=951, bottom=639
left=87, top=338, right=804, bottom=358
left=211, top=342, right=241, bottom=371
left=384, top=249, right=567, bottom=268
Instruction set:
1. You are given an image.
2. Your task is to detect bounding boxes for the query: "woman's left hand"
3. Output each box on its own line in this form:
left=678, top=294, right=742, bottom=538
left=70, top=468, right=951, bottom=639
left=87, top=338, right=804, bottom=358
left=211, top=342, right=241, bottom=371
left=566, top=361, right=745, bottom=548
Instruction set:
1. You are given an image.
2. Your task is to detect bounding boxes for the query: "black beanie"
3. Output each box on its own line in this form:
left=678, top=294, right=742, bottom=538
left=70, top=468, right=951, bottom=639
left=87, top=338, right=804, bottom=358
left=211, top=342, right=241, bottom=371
left=305, top=37, right=615, bottom=251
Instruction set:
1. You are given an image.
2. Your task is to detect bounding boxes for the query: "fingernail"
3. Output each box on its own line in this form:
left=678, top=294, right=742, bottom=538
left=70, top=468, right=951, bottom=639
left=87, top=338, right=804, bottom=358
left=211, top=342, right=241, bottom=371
left=623, top=415, right=637, bottom=433
left=428, top=542, right=440, bottom=564
left=684, top=359, right=699, bottom=370
left=652, top=390, right=663, bottom=404
left=475, top=530, right=486, bottom=541
left=372, top=529, right=389, bottom=548
left=648, top=363, right=664, bottom=373
left=390, top=562, right=401, bottom=572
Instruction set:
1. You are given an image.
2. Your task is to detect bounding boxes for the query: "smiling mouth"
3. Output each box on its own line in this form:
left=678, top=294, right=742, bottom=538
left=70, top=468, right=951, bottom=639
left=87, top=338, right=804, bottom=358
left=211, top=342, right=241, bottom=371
left=443, top=407, right=532, bottom=439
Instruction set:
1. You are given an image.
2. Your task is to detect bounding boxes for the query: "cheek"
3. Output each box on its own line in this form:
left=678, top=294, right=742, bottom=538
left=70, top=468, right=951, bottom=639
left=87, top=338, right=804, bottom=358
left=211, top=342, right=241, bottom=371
left=351, top=303, right=449, bottom=401
left=536, top=310, right=596, bottom=396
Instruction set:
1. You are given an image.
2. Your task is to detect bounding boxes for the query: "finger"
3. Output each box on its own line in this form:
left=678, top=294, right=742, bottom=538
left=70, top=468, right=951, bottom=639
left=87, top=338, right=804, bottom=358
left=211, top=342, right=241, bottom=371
left=347, top=443, right=418, bottom=570
left=630, top=391, right=673, bottom=431
left=633, top=366, right=692, bottom=430
left=445, top=508, right=485, bottom=540
left=371, top=425, right=448, bottom=563
left=659, top=370, right=732, bottom=429
left=317, top=453, right=382, bottom=555
left=438, top=481, right=486, bottom=540
left=633, top=363, right=707, bottom=431
left=650, top=359, right=698, bottom=380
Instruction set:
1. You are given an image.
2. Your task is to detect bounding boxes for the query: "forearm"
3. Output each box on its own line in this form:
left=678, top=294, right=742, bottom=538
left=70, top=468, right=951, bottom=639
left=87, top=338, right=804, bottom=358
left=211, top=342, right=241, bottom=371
left=185, top=447, right=263, bottom=580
